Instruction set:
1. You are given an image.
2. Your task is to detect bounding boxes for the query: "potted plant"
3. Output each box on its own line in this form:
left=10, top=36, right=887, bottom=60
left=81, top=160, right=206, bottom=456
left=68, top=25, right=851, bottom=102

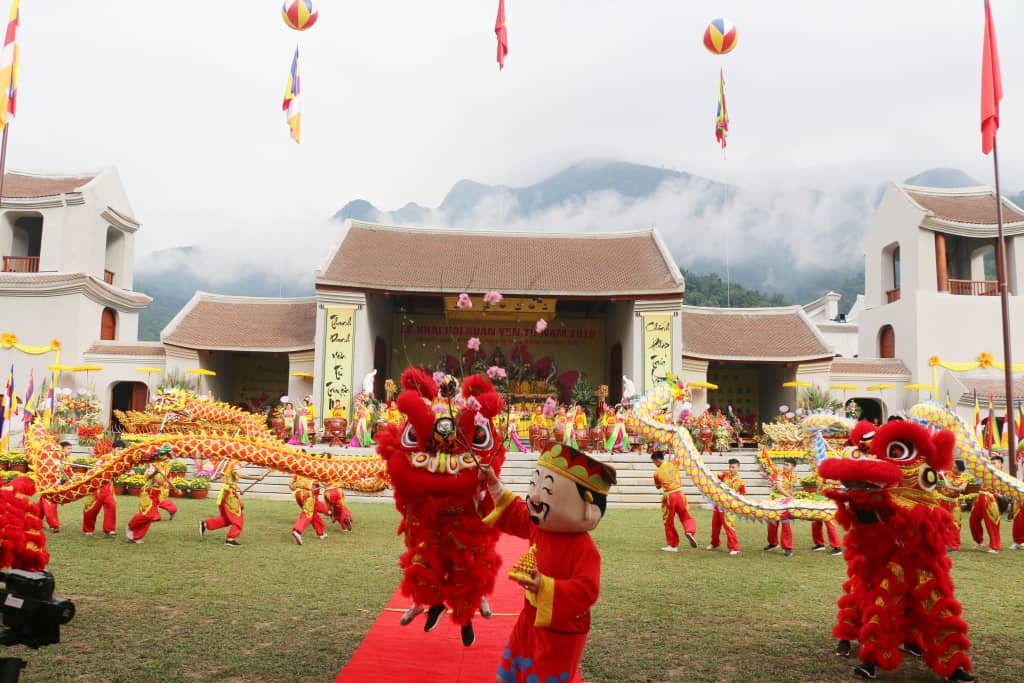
left=170, top=460, right=188, bottom=479
left=123, top=474, right=147, bottom=496
left=171, top=477, right=189, bottom=498
left=8, top=453, right=28, bottom=473
left=800, top=473, right=819, bottom=493
left=187, top=476, right=211, bottom=499
left=0, top=452, right=10, bottom=471
left=112, top=474, right=129, bottom=496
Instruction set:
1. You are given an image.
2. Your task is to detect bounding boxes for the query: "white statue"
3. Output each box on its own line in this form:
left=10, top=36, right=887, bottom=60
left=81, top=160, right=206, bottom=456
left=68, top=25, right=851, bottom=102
left=362, top=369, right=378, bottom=397
left=622, top=375, right=636, bottom=401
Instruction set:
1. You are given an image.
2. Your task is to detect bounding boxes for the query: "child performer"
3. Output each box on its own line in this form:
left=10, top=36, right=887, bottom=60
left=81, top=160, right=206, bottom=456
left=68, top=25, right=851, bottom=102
left=126, top=446, right=172, bottom=544
left=290, top=474, right=327, bottom=544
left=479, top=445, right=615, bottom=683
left=765, top=458, right=797, bottom=556
left=651, top=450, right=697, bottom=551
left=83, top=438, right=121, bottom=537
left=320, top=479, right=354, bottom=531
left=200, top=460, right=262, bottom=546
left=969, top=453, right=1003, bottom=553
left=707, top=457, right=745, bottom=555
left=505, top=412, right=525, bottom=453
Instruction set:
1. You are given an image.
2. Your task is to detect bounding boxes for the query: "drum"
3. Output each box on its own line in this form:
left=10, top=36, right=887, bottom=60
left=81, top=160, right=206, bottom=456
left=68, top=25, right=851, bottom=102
left=590, top=427, right=606, bottom=452
left=270, top=417, right=287, bottom=441
left=536, top=427, right=551, bottom=451
left=576, top=429, right=590, bottom=450
left=552, top=424, right=565, bottom=444
left=323, top=417, right=348, bottom=448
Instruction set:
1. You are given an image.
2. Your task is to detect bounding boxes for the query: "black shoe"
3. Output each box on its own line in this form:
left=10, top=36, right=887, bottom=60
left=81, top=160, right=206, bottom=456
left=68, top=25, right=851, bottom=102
left=169, top=511, right=176, bottom=521
left=199, top=521, right=206, bottom=539
left=946, top=667, right=977, bottom=683
left=830, top=547, right=844, bottom=556
left=899, top=643, right=924, bottom=657
left=812, top=544, right=826, bottom=552
left=460, top=622, right=475, bottom=646
left=344, top=517, right=353, bottom=531
left=763, top=544, right=778, bottom=552
left=783, top=549, right=793, bottom=557
left=685, top=533, right=698, bottom=548
left=835, top=640, right=852, bottom=657
left=224, top=539, right=241, bottom=547
left=424, top=604, right=446, bottom=632
left=853, top=662, right=876, bottom=679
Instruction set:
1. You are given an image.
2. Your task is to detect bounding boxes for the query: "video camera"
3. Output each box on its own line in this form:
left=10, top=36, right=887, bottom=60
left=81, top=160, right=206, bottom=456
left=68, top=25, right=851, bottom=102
left=0, top=569, right=74, bottom=649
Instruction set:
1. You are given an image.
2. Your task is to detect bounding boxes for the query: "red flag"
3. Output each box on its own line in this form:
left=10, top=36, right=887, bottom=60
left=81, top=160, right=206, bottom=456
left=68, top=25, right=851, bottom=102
left=981, top=0, right=1002, bottom=154
left=495, top=0, right=508, bottom=70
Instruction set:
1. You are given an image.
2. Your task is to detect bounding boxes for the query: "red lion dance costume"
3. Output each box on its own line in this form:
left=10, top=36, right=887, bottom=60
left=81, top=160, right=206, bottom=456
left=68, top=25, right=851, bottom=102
left=819, top=419, right=975, bottom=682
left=377, top=368, right=506, bottom=647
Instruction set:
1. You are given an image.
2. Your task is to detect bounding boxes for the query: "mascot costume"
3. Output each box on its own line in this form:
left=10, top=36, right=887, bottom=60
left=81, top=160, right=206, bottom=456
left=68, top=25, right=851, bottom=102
left=481, top=443, right=616, bottom=683
left=377, top=368, right=506, bottom=647
left=818, top=419, right=975, bottom=682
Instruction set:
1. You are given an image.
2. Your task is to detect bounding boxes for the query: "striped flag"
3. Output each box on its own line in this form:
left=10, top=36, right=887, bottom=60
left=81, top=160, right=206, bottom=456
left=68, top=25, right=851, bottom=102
left=0, top=0, right=17, bottom=130
left=715, top=69, right=728, bottom=149
left=21, top=367, right=33, bottom=425
left=0, top=364, right=12, bottom=451
left=282, top=46, right=300, bottom=144
left=973, top=390, right=980, bottom=432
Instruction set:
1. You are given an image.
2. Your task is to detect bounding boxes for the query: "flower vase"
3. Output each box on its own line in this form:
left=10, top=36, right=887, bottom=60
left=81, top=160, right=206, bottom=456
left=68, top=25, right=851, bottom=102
left=126, top=486, right=142, bottom=496
left=188, top=489, right=209, bottom=499
left=112, top=485, right=126, bottom=496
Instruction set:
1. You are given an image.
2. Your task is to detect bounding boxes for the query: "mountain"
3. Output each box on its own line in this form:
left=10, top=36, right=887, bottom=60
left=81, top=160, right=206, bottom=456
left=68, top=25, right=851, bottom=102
left=136, top=162, right=1022, bottom=339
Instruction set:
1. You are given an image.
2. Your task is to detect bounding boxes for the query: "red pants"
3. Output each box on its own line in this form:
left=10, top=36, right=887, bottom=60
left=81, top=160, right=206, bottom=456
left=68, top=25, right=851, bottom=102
left=127, top=489, right=163, bottom=540
left=811, top=520, right=841, bottom=548
left=710, top=508, right=739, bottom=551
left=293, top=491, right=325, bottom=537
left=969, top=491, right=1001, bottom=551
left=939, top=498, right=963, bottom=550
left=661, top=490, right=696, bottom=548
left=205, top=490, right=244, bottom=541
left=159, top=498, right=177, bottom=517
left=1013, top=506, right=1024, bottom=544
left=40, top=498, right=59, bottom=531
left=82, top=484, right=116, bottom=534
left=322, top=488, right=354, bottom=528
left=767, top=520, right=793, bottom=550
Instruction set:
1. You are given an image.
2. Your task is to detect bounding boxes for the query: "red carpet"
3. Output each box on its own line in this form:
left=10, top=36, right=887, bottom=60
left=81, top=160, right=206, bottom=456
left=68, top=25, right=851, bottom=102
left=336, top=534, right=584, bottom=682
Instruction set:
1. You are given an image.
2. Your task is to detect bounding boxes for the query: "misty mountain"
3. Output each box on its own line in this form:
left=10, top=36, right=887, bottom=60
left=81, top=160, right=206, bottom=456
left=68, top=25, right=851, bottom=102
left=136, top=161, right=1023, bottom=340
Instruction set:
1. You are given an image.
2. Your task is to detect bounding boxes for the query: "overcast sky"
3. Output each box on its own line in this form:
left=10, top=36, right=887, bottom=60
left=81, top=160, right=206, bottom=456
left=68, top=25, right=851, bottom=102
left=9, top=1, right=1022, bottom=259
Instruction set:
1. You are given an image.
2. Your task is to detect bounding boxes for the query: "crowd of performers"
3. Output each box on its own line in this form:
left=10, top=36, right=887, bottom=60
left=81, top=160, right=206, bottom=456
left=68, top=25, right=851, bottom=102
left=34, top=438, right=355, bottom=547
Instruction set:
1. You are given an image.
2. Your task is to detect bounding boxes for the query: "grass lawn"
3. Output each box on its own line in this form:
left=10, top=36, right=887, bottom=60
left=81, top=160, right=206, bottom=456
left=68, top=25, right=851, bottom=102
left=14, top=498, right=1024, bottom=682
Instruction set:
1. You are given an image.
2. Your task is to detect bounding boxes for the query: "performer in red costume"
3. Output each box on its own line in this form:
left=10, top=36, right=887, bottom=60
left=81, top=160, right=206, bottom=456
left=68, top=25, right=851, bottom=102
left=200, top=460, right=261, bottom=546
left=321, top=480, right=354, bottom=531
left=290, top=474, right=327, bottom=544
left=764, top=458, right=797, bottom=556
left=651, top=450, right=697, bottom=550
left=82, top=437, right=121, bottom=537
left=480, top=443, right=615, bottom=683
left=819, top=419, right=975, bottom=682
left=968, top=453, right=1002, bottom=553
left=708, top=457, right=745, bottom=554
left=155, top=458, right=178, bottom=521
left=126, top=445, right=172, bottom=544
left=377, top=368, right=507, bottom=647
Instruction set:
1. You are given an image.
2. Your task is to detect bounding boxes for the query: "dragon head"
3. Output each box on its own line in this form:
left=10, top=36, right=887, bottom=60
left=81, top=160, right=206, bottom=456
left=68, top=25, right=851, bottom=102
left=377, top=367, right=506, bottom=498
left=819, top=419, right=954, bottom=516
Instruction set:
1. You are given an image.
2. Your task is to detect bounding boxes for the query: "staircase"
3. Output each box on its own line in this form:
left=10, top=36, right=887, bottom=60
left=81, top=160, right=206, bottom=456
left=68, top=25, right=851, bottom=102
left=199, top=446, right=816, bottom=510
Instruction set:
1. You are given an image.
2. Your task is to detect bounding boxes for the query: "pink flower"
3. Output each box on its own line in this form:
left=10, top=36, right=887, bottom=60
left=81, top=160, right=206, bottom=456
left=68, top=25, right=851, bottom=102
left=535, top=318, right=548, bottom=334
left=543, top=397, right=557, bottom=418
left=466, top=396, right=482, bottom=411
left=474, top=413, right=490, bottom=427
left=483, top=291, right=503, bottom=305
left=432, top=371, right=446, bottom=386
left=486, top=366, right=507, bottom=380
left=467, top=337, right=481, bottom=351
left=456, top=293, right=473, bottom=309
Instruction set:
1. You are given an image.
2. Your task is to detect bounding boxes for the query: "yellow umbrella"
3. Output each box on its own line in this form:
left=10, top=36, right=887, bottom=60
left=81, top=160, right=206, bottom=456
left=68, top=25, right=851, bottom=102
left=867, top=383, right=895, bottom=392
left=688, top=380, right=718, bottom=390
left=136, top=367, right=164, bottom=398
left=187, top=368, right=217, bottom=395
left=72, top=364, right=103, bottom=386
left=904, top=383, right=936, bottom=400
left=291, top=371, right=314, bottom=379
left=48, top=363, right=73, bottom=385
left=782, top=380, right=813, bottom=388
left=831, top=384, right=859, bottom=391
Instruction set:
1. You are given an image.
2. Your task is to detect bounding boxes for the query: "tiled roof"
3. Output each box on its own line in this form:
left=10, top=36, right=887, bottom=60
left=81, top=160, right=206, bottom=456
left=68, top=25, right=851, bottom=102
left=0, top=271, right=151, bottom=305
left=830, top=358, right=911, bottom=376
left=84, top=342, right=166, bottom=357
left=1, top=172, right=94, bottom=198
left=681, top=306, right=832, bottom=361
left=904, top=188, right=1024, bottom=225
left=954, top=373, right=1024, bottom=405
left=317, top=222, right=684, bottom=296
left=162, top=293, right=316, bottom=351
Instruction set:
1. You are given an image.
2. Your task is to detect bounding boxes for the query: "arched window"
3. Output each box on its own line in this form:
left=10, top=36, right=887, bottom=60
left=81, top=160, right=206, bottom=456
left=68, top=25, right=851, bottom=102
left=100, top=307, right=117, bottom=340
left=878, top=325, right=895, bottom=359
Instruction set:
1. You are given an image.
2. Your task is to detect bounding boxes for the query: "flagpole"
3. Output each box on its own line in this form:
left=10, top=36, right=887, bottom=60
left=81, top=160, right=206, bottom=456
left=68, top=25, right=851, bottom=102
left=991, top=136, right=1017, bottom=476
left=0, top=123, right=10, bottom=202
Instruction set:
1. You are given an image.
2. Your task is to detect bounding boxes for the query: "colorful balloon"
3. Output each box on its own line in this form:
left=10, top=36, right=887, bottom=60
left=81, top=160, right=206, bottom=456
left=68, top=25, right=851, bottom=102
left=703, top=18, right=738, bottom=55
left=282, top=0, right=318, bottom=32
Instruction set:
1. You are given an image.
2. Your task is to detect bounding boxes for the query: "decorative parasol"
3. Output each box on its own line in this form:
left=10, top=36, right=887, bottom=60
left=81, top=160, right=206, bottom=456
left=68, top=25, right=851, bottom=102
left=782, top=380, right=813, bottom=388
left=830, top=383, right=859, bottom=401
left=48, top=363, right=73, bottom=385
left=290, top=371, right=314, bottom=379
left=72, top=364, right=103, bottom=385
left=187, top=368, right=217, bottom=396
left=904, top=383, right=936, bottom=400
left=689, top=381, right=719, bottom=390
left=136, top=367, right=164, bottom=398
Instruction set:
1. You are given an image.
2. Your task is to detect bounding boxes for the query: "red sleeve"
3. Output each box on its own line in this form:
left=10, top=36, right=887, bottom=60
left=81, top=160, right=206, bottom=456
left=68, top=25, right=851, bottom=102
left=482, top=489, right=532, bottom=539
left=653, top=472, right=662, bottom=489
left=717, top=471, right=727, bottom=482
left=535, top=535, right=601, bottom=631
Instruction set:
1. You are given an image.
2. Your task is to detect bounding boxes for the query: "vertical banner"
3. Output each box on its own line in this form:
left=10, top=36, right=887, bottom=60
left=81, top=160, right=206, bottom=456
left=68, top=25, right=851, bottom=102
left=641, top=313, right=673, bottom=394
left=322, top=306, right=355, bottom=421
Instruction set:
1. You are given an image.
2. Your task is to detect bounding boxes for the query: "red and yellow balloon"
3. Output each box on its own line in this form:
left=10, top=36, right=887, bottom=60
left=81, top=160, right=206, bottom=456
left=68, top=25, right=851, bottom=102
left=703, top=18, right=738, bottom=55
left=282, top=0, right=318, bottom=32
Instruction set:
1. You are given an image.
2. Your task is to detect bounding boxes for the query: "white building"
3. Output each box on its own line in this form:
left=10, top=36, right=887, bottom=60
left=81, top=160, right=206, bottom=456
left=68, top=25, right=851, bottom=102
left=859, top=183, right=1024, bottom=418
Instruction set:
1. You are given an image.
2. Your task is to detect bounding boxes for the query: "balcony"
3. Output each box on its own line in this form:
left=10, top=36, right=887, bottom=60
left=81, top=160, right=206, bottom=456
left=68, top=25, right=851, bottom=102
left=103, top=269, right=115, bottom=285
left=2, top=255, right=40, bottom=273
left=947, top=278, right=999, bottom=296
left=885, top=288, right=901, bottom=303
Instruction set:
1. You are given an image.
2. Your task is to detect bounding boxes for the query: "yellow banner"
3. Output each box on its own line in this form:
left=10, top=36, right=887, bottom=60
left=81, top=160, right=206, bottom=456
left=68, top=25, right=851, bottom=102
left=322, top=306, right=356, bottom=420
left=393, top=315, right=605, bottom=390
left=641, top=313, right=673, bottom=394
